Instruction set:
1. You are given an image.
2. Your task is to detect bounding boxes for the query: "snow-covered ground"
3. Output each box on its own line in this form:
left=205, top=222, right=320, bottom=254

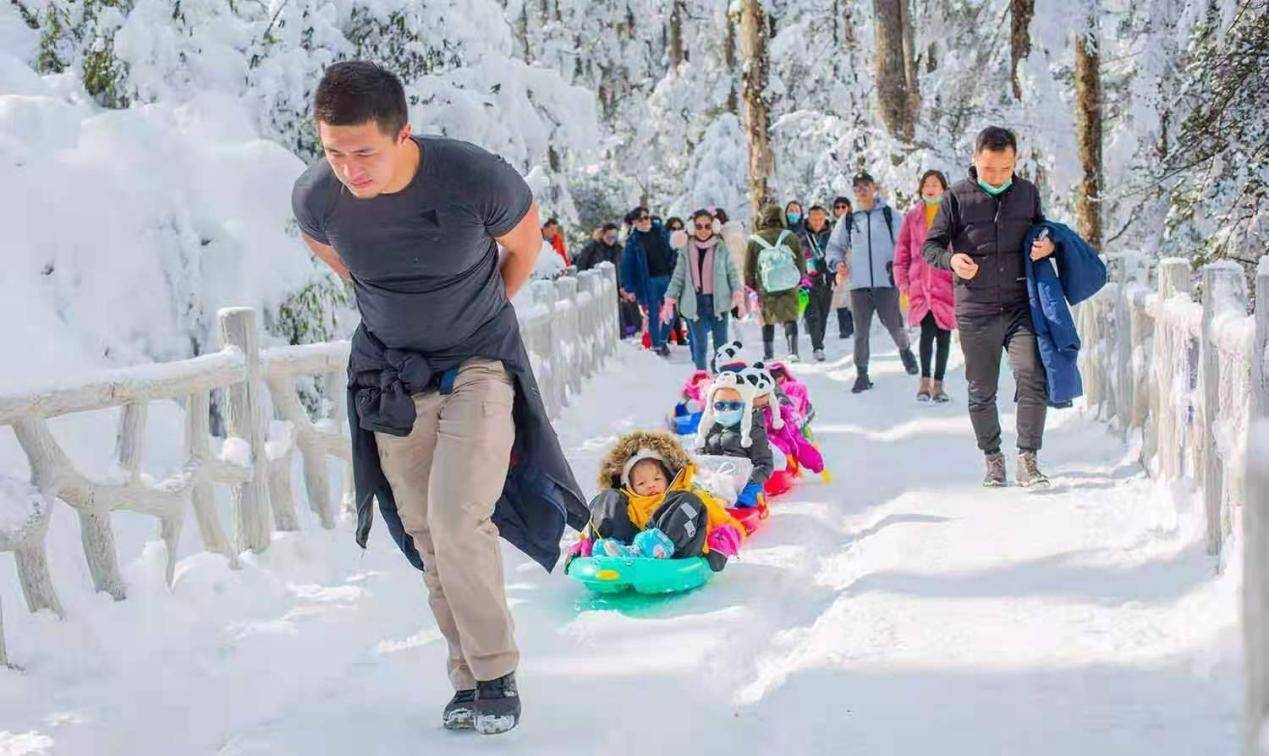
left=0, top=320, right=1241, bottom=755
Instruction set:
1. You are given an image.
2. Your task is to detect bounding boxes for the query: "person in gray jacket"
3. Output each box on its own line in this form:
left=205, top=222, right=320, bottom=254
left=827, top=172, right=920, bottom=393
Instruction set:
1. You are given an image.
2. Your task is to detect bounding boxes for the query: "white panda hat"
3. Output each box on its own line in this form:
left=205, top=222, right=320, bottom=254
left=740, top=362, right=783, bottom=430
left=712, top=340, right=745, bottom=374
left=696, top=370, right=760, bottom=448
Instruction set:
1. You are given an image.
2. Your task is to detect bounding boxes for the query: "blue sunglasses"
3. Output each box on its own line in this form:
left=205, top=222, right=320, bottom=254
left=713, top=400, right=745, bottom=412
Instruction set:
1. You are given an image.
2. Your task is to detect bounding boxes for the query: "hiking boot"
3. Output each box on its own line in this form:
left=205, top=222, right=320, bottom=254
left=983, top=452, right=1007, bottom=488
left=763, top=340, right=775, bottom=360
left=1017, top=451, right=1051, bottom=489
left=656, top=343, right=671, bottom=358
left=917, top=377, right=932, bottom=402
left=851, top=371, right=873, bottom=394
left=442, top=689, right=477, bottom=730
left=813, top=349, right=826, bottom=362
left=931, top=380, right=950, bottom=403
left=474, top=673, right=521, bottom=735
left=899, top=348, right=919, bottom=375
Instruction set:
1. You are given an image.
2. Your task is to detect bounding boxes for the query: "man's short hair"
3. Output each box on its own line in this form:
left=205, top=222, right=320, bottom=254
left=808, top=205, right=828, bottom=214
left=852, top=171, right=875, bottom=187
left=975, top=126, right=1018, bottom=154
left=314, top=61, right=408, bottom=136
left=544, top=217, right=560, bottom=228
left=601, top=222, right=619, bottom=233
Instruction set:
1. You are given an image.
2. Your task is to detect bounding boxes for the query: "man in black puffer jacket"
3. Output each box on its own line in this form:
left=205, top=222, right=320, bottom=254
left=923, top=126, right=1057, bottom=489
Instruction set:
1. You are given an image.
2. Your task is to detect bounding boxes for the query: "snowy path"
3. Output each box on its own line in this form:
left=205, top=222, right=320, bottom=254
left=0, top=322, right=1241, bottom=755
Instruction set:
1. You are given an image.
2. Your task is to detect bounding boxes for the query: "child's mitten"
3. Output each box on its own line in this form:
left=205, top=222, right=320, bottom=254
left=706, top=524, right=742, bottom=558
left=735, top=481, right=763, bottom=508
left=594, top=538, right=639, bottom=558
left=633, top=528, right=675, bottom=559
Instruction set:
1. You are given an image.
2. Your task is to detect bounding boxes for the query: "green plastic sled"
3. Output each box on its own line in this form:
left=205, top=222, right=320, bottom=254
left=567, top=555, right=713, bottom=595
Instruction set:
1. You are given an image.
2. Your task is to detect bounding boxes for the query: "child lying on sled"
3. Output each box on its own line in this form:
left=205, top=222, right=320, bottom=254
left=566, top=431, right=744, bottom=572
left=693, top=370, right=773, bottom=508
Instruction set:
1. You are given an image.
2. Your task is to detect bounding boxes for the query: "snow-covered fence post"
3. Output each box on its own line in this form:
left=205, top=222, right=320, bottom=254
left=1152, top=259, right=1193, bottom=480
left=218, top=308, right=271, bottom=554
left=1199, top=263, right=1245, bottom=555
left=1255, top=259, right=1269, bottom=419
left=184, top=392, right=238, bottom=566
left=556, top=276, right=582, bottom=401
left=1247, top=257, right=1269, bottom=756
left=597, top=262, right=620, bottom=354
left=528, top=280, right=562, bottom=418
left=1129, top=285, right=1154, bottom=440
left=326, top=372, right=355, bottom=516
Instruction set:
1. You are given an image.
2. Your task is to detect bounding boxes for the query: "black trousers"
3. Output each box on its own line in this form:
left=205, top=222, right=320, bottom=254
left=587, top=489, right=708, bottom=558
left=919, top=311, right=952, bottom=381
left=959, top=307, right=1048, bottom=454
left=803, top=277, right=834, bottom=351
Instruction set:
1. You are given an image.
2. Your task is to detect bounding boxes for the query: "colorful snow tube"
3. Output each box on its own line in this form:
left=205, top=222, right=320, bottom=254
left=567, top=555, right=713, bottom=595
left=727, top=503, right=770, bottom=535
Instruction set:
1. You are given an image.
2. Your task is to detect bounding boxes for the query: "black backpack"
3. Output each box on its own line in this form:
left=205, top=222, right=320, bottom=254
left=841, top=206, right=894, bottom=243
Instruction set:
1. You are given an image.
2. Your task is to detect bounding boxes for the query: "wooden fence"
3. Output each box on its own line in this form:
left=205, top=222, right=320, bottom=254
left=0, top=263, right=619, bottom=668
left=1075, top=254, right=1269, bottom=754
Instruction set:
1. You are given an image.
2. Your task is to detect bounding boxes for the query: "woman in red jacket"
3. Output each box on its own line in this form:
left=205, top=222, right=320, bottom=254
left=894, top=170, right=956, bottom=402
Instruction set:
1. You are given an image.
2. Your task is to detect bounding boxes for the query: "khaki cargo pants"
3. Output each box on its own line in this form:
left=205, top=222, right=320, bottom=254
left=375, top=358, right=518, bottom=690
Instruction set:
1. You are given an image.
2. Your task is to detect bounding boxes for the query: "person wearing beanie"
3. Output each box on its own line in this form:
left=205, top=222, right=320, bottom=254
left=750, top=362, right=825, bottom=475
left=695, top=372, right=773, bottom=508
left=565, top=431, right=744, bottom=572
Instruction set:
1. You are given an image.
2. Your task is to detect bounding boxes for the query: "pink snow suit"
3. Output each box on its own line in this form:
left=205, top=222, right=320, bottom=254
left=762, top=403, right=824, bottom=473
left=893, top=204, right=957, bottom=330
left=767, top=363, right=812, bottom=419
left=680, top=370, right=712, bottom=404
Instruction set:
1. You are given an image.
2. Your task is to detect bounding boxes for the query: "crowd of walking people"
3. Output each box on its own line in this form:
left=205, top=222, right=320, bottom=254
left=292, top=60, right=1101, bottom=736
left=564, top=172, right=954, bottom=399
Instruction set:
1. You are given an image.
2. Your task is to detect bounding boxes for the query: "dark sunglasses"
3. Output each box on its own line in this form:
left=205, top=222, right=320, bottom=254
left=833, top=203, right=849, bottom=209
left=713, top=400, right=745, bottom=412
left=635, top=215, right=651, bottom=222
left=693, top=223, right=713, bottom=230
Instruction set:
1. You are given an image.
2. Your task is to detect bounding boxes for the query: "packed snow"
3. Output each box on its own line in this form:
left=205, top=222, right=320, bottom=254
left=0, top=323, right=1240, bottom=754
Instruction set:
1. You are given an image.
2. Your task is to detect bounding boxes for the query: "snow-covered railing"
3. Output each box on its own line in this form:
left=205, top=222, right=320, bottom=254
left=0, top=263, right=618, bottom=668
left=1076, top=254, right=1269, bottom=752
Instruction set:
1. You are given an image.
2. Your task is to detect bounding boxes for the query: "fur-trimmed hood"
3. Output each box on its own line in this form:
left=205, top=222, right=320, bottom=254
left=597, top=430, right=694, bottom=490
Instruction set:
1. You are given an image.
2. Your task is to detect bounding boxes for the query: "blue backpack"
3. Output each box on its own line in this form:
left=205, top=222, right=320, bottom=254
left=751, top=231, right=801, bottom=293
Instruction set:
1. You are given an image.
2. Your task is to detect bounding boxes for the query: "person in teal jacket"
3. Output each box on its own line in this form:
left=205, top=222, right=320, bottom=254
left=662, top=209, right=745, bottom=370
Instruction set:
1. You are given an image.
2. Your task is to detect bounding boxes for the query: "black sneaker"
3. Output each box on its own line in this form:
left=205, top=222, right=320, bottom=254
left=656, top=344, right=671, bottom=358
left=474, top=673, right=520, bottom=735
left=442, top=689, right=477, bottom=730
left=983, top=452, right=1007, bottom=488
left=851, top=372, right=873, bottom=394
left=899, top=348, right=919, bottom=375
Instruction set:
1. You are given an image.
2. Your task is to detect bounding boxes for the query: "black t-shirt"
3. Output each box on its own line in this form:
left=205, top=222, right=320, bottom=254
left=292, top=136, right=533, bottom=352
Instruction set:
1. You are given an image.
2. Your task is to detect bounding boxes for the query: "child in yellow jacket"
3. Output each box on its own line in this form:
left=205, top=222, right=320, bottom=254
left=567, top=431, right=744, bottom=572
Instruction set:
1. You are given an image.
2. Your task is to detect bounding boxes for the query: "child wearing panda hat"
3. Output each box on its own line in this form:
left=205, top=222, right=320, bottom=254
left=694, top=370, right=774, bottom=507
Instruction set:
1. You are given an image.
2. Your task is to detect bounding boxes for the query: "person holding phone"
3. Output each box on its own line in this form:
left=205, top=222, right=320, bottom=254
left=922, top=126, right=1055, bottom=489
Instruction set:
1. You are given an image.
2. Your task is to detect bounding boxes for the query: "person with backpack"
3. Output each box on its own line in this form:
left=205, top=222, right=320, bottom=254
left=797, top=205, right=835, bottom=362
left=827, top=172, right=920, bottom=393
left=745, top=205, right=808, bottom=362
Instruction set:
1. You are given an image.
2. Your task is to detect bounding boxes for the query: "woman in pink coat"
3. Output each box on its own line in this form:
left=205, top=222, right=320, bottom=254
left=894, top=170, right=956, bottom=403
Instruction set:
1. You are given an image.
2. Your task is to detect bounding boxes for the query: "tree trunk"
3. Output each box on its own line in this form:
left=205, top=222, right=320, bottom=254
left=901, top=0, right=919, bottom=127
left=739, top=0, right=773, bottom=221
left=873, top=0, right=916, bottom=141
left=669, top=0, right=686, bottom=68
left=1074, top=5, right=1103, bottom=249
left=1010, top=0, right=1035, bottom=100
left=724, top=3, right=739, bottom=113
